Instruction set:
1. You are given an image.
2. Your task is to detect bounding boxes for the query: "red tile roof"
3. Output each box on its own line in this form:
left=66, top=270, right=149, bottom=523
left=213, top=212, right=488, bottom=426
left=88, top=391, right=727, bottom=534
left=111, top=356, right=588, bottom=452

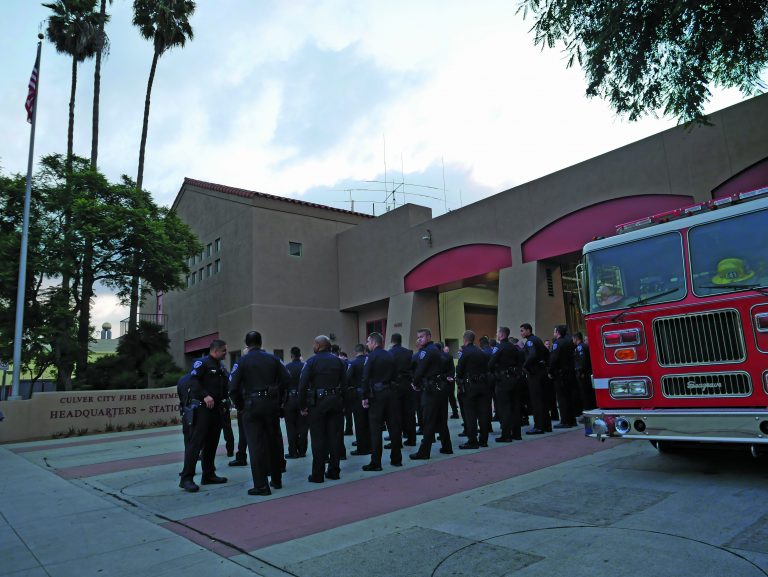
left=182, top=178, right=374, bottom=218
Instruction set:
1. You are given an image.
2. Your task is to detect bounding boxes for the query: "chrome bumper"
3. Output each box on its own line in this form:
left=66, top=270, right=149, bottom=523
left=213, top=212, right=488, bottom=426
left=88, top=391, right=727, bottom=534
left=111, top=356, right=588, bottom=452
left=583, top=408, right=768, bottom=444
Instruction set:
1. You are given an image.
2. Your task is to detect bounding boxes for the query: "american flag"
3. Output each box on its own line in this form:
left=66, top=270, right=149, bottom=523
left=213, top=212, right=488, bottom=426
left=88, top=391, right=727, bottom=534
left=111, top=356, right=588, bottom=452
left=25, top=52, right=39, bottom=123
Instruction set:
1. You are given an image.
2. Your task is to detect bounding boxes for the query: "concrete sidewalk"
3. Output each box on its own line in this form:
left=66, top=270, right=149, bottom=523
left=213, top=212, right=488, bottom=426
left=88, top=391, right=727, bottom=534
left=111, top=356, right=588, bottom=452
left=2, top=418, right=768, bottom=576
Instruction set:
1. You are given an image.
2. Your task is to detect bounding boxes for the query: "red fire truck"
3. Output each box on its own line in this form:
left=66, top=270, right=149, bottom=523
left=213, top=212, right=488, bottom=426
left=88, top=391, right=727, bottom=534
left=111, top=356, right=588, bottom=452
left=579, top=186, right=768, bottom=454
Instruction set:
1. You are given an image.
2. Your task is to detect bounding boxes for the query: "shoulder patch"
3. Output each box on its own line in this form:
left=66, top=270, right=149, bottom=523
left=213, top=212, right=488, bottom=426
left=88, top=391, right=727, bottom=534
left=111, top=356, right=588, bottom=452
left=527, top=341, right=533, bottom=347
left=193, top=360, right=203, bottom=369
left=492, top=347, right=499, bottom=354
left=577, top=344, right=583, bottom=352
left=419, top=350, right=427, bottom=360
left=552, top=343, right=558, bottom=350
left=231, top=363, right=238, bottom=374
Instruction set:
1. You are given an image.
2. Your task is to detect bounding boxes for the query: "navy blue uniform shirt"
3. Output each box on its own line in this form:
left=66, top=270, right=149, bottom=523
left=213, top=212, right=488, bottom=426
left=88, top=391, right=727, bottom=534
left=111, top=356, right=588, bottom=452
left=522, top=334, right=549, bottom=372
left=189, top=354, right=229, bottom=403
left=455, top=343, right=489, bottom=379
left=389, top=344, right=414, bottom=381
left=299, top=350, right=347, bottom=409
left=488, top=339, right=523, bottom=372
left=228, top=347, right=290, bottom=406
left=412, top=342, right=442, bottom=383
left=362, top=347, right=394, bottom=399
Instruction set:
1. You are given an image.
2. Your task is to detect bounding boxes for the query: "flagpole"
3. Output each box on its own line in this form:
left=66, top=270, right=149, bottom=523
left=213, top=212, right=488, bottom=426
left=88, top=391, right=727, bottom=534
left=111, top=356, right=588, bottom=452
left=10, top=34, right=43, bottom=400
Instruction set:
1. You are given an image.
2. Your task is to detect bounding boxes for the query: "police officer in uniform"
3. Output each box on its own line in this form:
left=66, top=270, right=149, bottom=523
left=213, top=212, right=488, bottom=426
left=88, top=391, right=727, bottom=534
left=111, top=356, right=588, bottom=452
left=300, top=335, right=347, bottom=483
left=176, top=372, right=193, bottom=451
left=488, top=326, right=524, bottom=441
left=389, top=333, right=416, bottom=447
left=283, top=346, right=308, bottom=458
left=179, top=339, right=229, bottom=492
left=572, top=331, right=595, bottom=414
left=410, top=328, right=453, bottom=459
left=549, top=324, right=578, bottom=428
left=361, top=332, right=399, bottom=471
left=520, top=323, right=552, bottom=435
left=229, top=331, right=290, bottom=495
left=456, top=330, right=491, bottom=449
left=347, top=344, right=371, bottom=456
left=442, top=344, right=460, bottom=419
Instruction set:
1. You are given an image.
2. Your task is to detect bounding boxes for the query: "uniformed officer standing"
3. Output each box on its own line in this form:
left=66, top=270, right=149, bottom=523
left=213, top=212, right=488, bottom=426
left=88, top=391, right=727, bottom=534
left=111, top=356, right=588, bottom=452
left=179, top=339, right=229, bottom=492
left=572, top=331, right=595, bottom=413
left=300, top=335, right=347, bottom=483
left=410, top=328, right=453, bottom=459
left=346, top=344, right=371, bottom=456
left=456, top=330, right=491, bottom=449
left=229, top=331, right=290, bottom=496
left=442, top=344, right=460, bottom=420
left=389, top=333, right=416, bottom=447
left=488, top=326, right=524, bottom=441
left=436, top=342, right=456, bottom=443
left=176, top=372, right=193, bottom=451
left=549, top=324, right=578, bottom=428
left=519, top=323, right=552, bottom=435
left=228, top=346, right=250, bottom=468
left=361, top=332, right=399, bottom=471
left=283, top=346, right=308, bottom=458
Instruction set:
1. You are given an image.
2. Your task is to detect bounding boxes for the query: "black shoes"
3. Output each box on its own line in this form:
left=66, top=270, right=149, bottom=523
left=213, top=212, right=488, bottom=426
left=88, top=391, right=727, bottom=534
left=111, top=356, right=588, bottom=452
left=495, top=437, right=514, bottom=443
left=390, top=461, right=403, bottom=467
left=227, top=451, right=235, bottom=458
left=409, top=452, right=429, bottom=460
left=362, top=463, right=383, bottom=472
left=269, top=479, right=282, bottom=489
left=308, top=475, right=324, bottom=483
left=459, top=443, right=480, bottom=450
left=325, top=471, right=340, bottom=480
left=201, top=475, right=227, bottom=485
left=384, top=443, right=392, bottom=449
left=404, top=440, right=417, bottom=447
left=439, top=448, right=454, bottom=455
left=553, top=423, right=576, bottom=429
left=285, top=453, right=301, bottom=459
left=525, top=428, right=545, bottom=435
left=351, top=449, right=370, bottom=456
left=450, top=413, right=460, bottom=419
left=179, top=479, right=199, bottom=492
left=248, top=486, right=271, bottom=496
left=344, top=430, right=354, bottom=436
left=229, top=459, right=248, bottom=466
left=479, top=442, right=488, bottom=448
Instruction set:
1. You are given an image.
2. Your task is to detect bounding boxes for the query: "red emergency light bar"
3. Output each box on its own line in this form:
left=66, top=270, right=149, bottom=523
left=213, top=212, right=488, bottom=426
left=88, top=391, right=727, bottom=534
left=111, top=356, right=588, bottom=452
left=615, top=186, right=768, bottom=235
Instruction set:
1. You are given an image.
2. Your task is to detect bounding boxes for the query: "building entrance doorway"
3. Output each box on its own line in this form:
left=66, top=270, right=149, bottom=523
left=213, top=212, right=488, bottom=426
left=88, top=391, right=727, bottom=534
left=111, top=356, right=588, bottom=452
left=560, top=258, right=584, bottom=335
left=437, top=279, right=499, bottom=355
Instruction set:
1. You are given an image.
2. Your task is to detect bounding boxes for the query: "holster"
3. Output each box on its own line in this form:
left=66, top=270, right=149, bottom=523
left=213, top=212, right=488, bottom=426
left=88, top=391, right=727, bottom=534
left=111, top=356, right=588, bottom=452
left=183, top=399, right=201, bottom=427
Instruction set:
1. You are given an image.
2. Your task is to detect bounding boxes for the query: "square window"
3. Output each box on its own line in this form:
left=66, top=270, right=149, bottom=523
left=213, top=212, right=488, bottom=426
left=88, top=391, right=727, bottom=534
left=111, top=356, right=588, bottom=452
left=215, top=259, right=221, bottom=273
left=215, top=238, right=221, bottom=252
left=206, top=243, right=212, bottom=257
left=199, top=268, right=204, bottom=280
left=191, top=271, right=196, bottom=285
left=289, top=241, right=302, bottom=257
left=200, top=249, right=205, bottom=261
left=206, top=263, right=212, bottom=277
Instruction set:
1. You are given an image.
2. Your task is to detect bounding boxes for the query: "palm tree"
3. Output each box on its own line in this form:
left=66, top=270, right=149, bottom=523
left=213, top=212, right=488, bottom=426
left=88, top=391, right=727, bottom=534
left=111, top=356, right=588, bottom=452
left=132, top=0, right=196, bottom=190
left=129, top=0, right=195, bottom=333
left=43, top=0, right=102, bottom=164
left=90, top=0, right=112, bottom=168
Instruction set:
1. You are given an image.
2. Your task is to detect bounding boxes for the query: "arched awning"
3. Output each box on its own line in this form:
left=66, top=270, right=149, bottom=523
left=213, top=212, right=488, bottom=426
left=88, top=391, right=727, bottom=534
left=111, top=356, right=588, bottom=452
left=521, top=194, right=694, bottom=263
left=404, top=244, right=512, bottom=293
left=712, top=157, right=768, bottom=198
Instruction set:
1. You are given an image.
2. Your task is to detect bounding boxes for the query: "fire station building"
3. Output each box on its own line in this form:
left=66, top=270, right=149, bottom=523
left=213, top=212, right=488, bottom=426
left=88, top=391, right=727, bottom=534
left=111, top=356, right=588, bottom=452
left=150, top=94, right=768, bottom=368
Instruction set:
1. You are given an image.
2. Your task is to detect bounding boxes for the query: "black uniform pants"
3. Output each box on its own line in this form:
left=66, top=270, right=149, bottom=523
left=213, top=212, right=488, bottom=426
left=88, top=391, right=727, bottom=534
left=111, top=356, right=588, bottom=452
left=308, top=394, right=343, bottom=480
left=578, top=372, right=596, bottom=412
left=413, top=388, right=424, bottom=430
left=526, top=367, right=551, bottom=432
left=242, top=406, right=282, bottom=489
left=234, top=410, right=248, bottom=462
left=463, top=384, right=492, bottom=444
left=495, top=376, right=522, bottom=439
left=344, top=392, right=356, bottom=434
left=415, top=387, right=451, bottom=455
left=398, top=381, right=417, bottom=444
left=180, top=404, right=222, bottom=481
left=544, top=373, right=559, bottom=422
left=447, top=378, right=459, bottom=416
left=368, top=388, right=402, bottom=466
left=284, top=397, right=308, bottom=457
left=221, top=407, right=235, bottom=455
left=353, top=396, right=371, bottom=453
left=554, top=370, right=579, bottom=425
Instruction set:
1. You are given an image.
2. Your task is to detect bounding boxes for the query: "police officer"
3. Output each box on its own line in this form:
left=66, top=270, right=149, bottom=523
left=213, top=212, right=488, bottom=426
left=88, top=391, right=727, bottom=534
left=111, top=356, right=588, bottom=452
left=573, top=332, right=595, bottom=414
left=227, top=347, right=250, bottom=467
left=456, top=330, right=491, bottom=449
left=229, top=331, right=290, bottom=496
left=300, top=335, right=347, bottom=483
left=410, top=328, right=453, bottom=459
left=283, top=346, right=308, bottom=459
left=179, top=339, right=229, bottom=492
left=519, top=323, right=552, bottom=435
left=389, top=333, right=416, bottom=447
left=549, top=325, right=578, bottom=428
left=347, top=344, right=371, bottom=456
left=436, top=342, right=456, bottom=443
left=330, top=344, right=348, bottom=461
left=488, top=326, right=524, bottom=441
left=442, top=344, right=460, bottom=420
left=176, top=372, right=193, bottom=451
left=361, top=332, right=399, bottom=471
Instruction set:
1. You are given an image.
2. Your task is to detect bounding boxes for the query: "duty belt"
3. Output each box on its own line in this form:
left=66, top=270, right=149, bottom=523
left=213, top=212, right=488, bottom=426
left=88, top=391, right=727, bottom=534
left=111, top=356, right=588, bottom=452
left=372, top=382, right=391, bottom=392
left=246, top=389, right=270, bottom=398
left=287, top=389, right=299, bottom=397
left=315, top=388, right=339, bottom=397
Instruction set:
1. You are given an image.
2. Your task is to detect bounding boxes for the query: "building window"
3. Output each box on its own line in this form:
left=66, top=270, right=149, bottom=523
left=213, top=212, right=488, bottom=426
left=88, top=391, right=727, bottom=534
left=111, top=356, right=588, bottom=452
left=273, top=349, right=284, bottom=361
left=366, top=318, right=387, bottom=339
left=191, top=271, right=196, bottom=285
left=199, top=267, right=204, bottom=280
left=546, top=268, right=555, bottom=297
left=206, top=243, right=212, bottom=258
left=206, top=263, right=212, bottom=277
left=215, top=238, right=221, bottom=252
left=186, top=275, right=191, bottom=287
left=200, top=249, right=205, bottom=261
left=214, top=259, right=221, bottom=273
left=289, top=241, right=302, bottom=257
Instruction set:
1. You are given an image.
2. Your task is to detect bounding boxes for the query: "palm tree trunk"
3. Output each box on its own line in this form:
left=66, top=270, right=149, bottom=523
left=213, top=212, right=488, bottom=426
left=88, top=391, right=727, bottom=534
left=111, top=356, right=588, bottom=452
left=75, top=238, right=95, bottom=381
left=90, top=0, right=108, bottom=168
left=68, top=55, right=77, bottom=165
left=136, top=48, right=160, bottom=191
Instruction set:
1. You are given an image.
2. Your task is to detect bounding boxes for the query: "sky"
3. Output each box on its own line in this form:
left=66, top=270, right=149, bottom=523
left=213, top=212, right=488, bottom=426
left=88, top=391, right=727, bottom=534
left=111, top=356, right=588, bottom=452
left=0, top=0, right=762, bottom=340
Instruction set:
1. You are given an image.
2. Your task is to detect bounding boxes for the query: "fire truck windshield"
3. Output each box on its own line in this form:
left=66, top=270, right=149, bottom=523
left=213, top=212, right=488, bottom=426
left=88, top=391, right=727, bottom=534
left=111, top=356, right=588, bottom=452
left=585, top=232, right=686, bottom=314
left=689, top=207, right=768, bottom=297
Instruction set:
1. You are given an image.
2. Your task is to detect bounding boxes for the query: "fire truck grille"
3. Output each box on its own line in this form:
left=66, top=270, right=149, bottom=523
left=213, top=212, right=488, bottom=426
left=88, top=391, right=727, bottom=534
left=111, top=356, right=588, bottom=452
left=661, top=373, right=752, bottom=398
left=653, top=309, right=745, bottom=366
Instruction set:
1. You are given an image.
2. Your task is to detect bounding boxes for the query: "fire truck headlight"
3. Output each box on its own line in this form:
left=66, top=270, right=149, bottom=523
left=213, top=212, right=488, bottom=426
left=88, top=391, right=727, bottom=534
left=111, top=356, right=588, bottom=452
left=615, top=417, right=631, bottom=435
left=609, top=378, right=650, bottom=398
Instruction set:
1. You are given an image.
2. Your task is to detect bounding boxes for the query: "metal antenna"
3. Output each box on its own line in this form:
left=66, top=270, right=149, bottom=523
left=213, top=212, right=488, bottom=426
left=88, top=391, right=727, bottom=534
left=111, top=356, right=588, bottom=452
left=442, top=156, right=448, bottom=213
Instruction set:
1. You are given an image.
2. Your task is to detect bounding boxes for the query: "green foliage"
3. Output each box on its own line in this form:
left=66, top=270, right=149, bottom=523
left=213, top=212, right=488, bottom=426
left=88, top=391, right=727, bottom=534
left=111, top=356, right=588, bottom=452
left=43, top=0, right=103, bottom=63
left=132, top=0, right=196, bottom=55
left=519, top=0, right=768, bottom=123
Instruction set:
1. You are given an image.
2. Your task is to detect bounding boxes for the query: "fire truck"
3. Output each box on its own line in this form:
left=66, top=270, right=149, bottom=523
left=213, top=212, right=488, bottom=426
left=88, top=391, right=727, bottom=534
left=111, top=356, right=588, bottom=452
left=578, top=186, right=768, bottom=454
